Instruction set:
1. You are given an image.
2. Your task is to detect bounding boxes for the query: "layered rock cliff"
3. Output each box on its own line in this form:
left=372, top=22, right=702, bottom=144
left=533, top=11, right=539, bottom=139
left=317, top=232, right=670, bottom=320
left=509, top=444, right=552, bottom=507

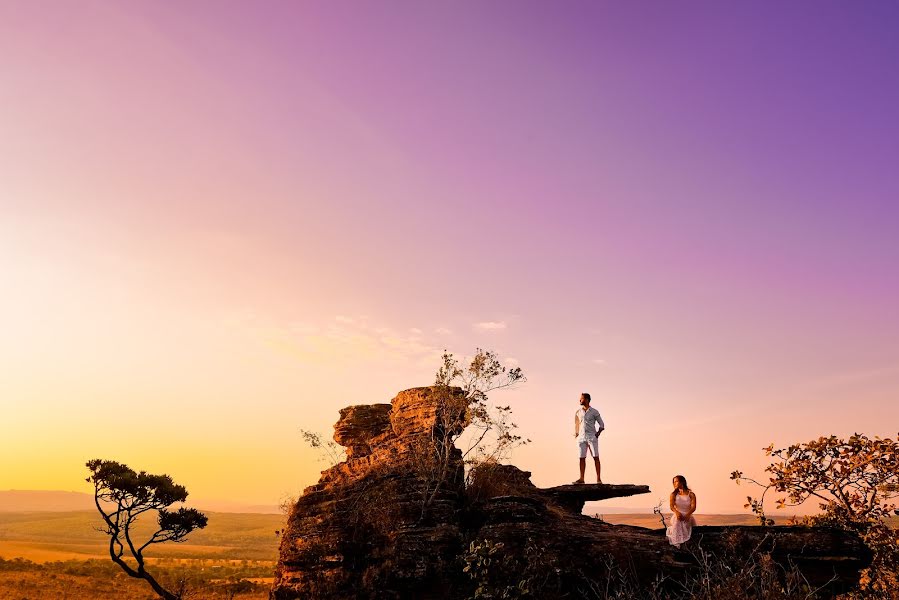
left=272, top=387, right=870, bottom=599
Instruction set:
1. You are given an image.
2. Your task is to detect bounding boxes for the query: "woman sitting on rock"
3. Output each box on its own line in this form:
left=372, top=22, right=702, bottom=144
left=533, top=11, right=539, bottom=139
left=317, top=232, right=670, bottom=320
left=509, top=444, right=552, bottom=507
left=666, top=475, right=696, bottom=547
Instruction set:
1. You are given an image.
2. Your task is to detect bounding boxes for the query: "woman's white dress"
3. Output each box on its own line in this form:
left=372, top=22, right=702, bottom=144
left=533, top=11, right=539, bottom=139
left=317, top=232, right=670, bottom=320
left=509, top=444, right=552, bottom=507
left=666, top=493, right=695, bottom=546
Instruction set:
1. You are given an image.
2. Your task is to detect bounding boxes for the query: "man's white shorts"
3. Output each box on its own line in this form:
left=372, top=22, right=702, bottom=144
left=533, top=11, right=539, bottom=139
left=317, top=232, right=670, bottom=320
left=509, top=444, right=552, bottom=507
left=578, top=438, right=599, bottom=459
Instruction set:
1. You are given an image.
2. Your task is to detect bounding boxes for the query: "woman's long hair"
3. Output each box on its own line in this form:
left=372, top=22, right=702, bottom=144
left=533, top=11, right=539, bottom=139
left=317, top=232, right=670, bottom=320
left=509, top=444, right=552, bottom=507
left=671, top=475, right=689, bottom=497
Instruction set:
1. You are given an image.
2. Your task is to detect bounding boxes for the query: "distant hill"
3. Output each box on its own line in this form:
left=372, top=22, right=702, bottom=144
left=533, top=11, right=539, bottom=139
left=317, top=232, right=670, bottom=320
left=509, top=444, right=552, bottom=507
left=0, top=490, right=93, bottom=512
left=0, top=490, right=278, bottom=514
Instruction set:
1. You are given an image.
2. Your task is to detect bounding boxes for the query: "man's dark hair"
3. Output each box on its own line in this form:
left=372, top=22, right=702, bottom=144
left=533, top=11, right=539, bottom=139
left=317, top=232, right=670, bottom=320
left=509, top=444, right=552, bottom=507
left=581, top=392, right=591, bottom=404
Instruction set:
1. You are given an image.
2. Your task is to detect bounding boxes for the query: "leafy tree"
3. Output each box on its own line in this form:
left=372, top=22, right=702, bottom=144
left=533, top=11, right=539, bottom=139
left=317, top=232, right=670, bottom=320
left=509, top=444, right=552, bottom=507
left=436, top=349, right=527, bottom=465
left=417, top=349, right=527, bottom=513
left=86, top=459, right=208, bottom=600
left=731, top=433, right=899, bottom=596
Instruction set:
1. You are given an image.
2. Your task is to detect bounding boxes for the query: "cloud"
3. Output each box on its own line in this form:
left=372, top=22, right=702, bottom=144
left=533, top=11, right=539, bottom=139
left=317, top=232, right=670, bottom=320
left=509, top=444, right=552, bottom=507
left=474, top=321, right=507, bottom=331
left=435, top=327, right=453, bottom=335
left=505, top=357, right=520, bottom=367
left=592, top=358, right=606, bottom=365
left=244, top=313, right=444, bottom=367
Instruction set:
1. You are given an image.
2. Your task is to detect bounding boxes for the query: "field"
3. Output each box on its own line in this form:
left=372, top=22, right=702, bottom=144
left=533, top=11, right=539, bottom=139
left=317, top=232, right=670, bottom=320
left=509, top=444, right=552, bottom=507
left=0, top=510, right=283, bottom=560
left=3, top=510, right=894, bottom=598
left=0, top=558, right=273, bottom=599
left=0, top=510, right=283, bottom=599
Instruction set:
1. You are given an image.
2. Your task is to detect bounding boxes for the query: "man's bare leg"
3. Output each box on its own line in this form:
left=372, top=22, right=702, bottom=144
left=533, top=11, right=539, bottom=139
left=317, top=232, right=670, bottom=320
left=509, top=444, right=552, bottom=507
left=594, top=457, right=602, bottom=484
left=575, top=457, right=586, bottom=483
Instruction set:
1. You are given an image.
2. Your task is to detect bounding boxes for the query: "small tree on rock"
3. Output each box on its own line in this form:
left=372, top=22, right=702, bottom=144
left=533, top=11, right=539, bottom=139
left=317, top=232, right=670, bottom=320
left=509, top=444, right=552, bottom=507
left=86, top=459, right=209, bottom=600
left=417, top=349, right=527, bottom=515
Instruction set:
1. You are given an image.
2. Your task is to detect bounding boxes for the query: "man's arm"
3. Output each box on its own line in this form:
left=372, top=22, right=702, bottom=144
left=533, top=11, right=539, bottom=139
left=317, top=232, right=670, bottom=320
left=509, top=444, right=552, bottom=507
left=574, top=413, right=580, bottom=437
left=595, top=410, right=605, bottom=437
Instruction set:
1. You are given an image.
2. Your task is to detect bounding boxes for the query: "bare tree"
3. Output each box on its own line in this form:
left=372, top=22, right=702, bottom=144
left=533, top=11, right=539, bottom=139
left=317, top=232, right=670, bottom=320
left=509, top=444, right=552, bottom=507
left=86, top=459, right=208, bottom=600
left=299, top=428, right=346, bottom=466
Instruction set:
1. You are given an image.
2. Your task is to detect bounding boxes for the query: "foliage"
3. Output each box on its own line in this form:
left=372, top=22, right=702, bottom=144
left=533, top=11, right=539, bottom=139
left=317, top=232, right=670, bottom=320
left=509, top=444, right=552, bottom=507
left=573, top=537, right=837, bottom=600
left=437, top=349, right=527, bottom=464
left=462, top=535, right=829, bottom=600
left=462, top=540, right=531, bottom=600
left=0, top=556, right=269, bottom=599
left=731, top=433, right=899, bottom=596
left=298, top=429, right=346, bottom=466
left=418, top=349, right=527, bottom=515
left=435, top=349, right=526, bottom=459
left=670, top=538, right=829, bottom=600
left=86, top=459, right=209, bottom=600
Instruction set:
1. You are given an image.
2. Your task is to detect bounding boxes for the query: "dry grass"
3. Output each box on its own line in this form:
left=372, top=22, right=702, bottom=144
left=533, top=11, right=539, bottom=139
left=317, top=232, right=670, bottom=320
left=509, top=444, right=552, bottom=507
left=0, top=557, right=272, bottom=600
left=0, top=570, right=269, bottom=599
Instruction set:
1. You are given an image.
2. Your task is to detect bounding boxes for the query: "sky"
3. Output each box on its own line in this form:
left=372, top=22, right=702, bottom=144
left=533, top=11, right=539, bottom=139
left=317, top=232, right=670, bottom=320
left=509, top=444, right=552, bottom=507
left=1, top=1, right=898, bottom=514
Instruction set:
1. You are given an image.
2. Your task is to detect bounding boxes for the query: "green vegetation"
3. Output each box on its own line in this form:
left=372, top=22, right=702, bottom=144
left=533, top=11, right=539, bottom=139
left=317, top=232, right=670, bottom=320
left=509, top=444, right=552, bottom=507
left=464, top=540, right=526, bottom=599
left=733, top=433, right=899, bottom=597
left=0, top=556, right=271, bottom=599
left=0, top=509, right=280, bottom=599
left=419, top=349, right=527, bottom=516
left=86, top=459, right=209, bottom=599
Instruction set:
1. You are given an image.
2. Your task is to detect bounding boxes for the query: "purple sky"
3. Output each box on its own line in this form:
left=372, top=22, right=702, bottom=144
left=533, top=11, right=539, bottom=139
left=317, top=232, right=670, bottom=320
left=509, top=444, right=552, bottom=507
left=2, top=1, right=898, bottom=511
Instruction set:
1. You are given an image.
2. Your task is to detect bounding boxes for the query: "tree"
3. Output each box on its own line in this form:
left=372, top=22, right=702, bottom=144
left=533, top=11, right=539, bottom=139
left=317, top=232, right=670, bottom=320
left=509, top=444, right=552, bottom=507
left=298, top=428, right=346, bottom=466
left=416, top=349, right=527, bottom=514
left=86, top=459, right=209, bottom=600
left=731, top=433, right=899, bottom=595
left=436, top=349, right=527, bottom=466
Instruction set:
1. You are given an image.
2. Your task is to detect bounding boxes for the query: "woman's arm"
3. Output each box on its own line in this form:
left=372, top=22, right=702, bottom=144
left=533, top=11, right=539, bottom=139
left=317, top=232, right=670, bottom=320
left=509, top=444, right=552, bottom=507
left=686, top=492, right=697, bottom=518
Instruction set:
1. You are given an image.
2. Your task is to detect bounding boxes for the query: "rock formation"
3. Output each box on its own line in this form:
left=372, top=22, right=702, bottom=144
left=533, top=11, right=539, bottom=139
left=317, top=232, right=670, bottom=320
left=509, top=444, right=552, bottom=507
left=272, top=387, right=870, bottom=599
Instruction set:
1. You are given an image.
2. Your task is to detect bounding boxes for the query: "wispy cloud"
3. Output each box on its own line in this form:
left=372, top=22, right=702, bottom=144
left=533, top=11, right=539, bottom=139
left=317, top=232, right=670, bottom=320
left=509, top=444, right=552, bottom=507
left=232, top=312, right=522, bottom=371
left=236, top=313, right=445, bottom=368
left=592, top=358, right=606, bottom=365
left=800, top=365, right=899, bottom=391
left=474, top=321, right=507, bottom=331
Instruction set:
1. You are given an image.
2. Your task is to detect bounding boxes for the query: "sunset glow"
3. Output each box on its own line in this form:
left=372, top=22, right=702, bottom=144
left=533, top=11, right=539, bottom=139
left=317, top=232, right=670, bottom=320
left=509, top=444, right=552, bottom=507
left=2, top=1, right=898, bottom=514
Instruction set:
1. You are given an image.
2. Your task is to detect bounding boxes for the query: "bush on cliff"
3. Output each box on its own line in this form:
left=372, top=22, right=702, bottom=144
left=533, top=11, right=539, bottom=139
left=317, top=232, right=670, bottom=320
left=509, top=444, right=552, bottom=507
left=732, top=433, right=899, bottom=597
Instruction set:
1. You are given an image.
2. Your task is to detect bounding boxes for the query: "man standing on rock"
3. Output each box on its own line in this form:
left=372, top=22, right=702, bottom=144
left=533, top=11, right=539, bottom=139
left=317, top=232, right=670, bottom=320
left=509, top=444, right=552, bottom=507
left=573, top=392, right=604, bottom=484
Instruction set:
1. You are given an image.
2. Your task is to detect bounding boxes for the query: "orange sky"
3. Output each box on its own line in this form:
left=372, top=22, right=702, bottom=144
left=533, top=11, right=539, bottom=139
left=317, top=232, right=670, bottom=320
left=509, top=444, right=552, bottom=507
left=2, top=2, right=898, bottom=514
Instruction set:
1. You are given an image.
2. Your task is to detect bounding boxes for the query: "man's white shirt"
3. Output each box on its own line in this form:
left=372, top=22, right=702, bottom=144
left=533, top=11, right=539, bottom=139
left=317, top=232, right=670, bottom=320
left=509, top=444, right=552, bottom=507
left=575, top=406, right=604, bottom=441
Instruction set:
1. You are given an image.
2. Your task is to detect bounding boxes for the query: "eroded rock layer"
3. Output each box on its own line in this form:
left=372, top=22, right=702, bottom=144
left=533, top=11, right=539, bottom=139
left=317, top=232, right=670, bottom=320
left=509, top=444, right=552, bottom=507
left=272, top=387, right=467, bottom=599
left=272, top=387, right=870, bottom=599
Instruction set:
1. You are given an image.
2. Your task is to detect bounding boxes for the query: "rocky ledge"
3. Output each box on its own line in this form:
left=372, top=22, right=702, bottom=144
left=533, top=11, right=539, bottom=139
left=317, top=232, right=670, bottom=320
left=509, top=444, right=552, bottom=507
left=272, top=387, right=871, bottom=599
left=541, top=483, right=651, bottom=513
